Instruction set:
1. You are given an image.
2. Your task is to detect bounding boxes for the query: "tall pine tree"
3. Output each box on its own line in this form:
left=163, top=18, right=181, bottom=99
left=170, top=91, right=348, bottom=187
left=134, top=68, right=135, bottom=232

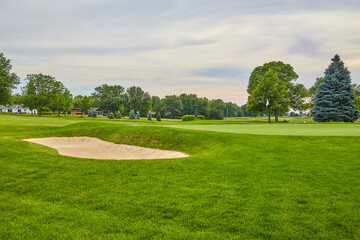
left=313, top=55, right=358, bottom=122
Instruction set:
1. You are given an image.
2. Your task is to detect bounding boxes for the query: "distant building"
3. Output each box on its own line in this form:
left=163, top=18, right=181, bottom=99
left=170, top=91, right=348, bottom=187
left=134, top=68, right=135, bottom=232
left=0, top=104, right=37, bottom=114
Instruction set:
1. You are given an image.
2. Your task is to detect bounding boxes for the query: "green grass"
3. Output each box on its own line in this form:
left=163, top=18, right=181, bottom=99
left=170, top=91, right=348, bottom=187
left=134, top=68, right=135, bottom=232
left=1, top=114, right=360, bottom=239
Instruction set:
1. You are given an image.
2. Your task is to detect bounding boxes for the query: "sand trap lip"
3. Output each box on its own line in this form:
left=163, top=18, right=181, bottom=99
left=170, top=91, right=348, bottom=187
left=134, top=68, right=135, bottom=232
left=24, top=137, right=188, bottom=160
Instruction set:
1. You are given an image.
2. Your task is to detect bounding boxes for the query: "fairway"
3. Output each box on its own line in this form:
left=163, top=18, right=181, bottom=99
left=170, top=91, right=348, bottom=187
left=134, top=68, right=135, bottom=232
left=1, top=115, right=360, bottom=239
left=164, top=123, right=360, bottom=136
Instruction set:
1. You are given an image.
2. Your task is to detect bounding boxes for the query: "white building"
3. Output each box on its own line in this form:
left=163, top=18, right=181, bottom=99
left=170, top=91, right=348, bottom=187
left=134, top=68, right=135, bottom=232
left=0, top=104, right=37, bottom=114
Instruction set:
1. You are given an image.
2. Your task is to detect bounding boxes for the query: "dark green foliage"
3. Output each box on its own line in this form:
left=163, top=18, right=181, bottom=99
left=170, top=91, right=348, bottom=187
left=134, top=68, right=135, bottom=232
left=240, top=104, right=256, bottom=117
left=74, top=95, right=91, bottom=118
left=248, top=69, right=290, bottom=122
left=224, top=102, right=241, bottom=117
left=209, top=99, right=226, bottom=120
left=196, top=115, right=205, bottom=120
left=88, top=111, right=92, bottom=117
left=108, top=112, right=115, bottom=119
left=181, top=115, right=195, bottom=121
left=162, top=95, right=183, bottom=119
left=0, top=53, right=20, bottom=106
left=23, top=74, right=66, bottom=116
left=247, top=61, right=305, bottom=121
left=115, top=111, right=122, bottom=119
left=147, top=111, right=152, bottom=121
left=353, top=84, right=360, bottom=110
left=209, top=109, right=224, bottom=120
left=126, top=86, right=152, bottom=117
left=136, top=111, right=141, bottom=120
left=156, top=112, right=161, bottom=121
left=129, top=110, right=135, bottom=119
left=92, top=84, right=126, bottom=113
left=313, top=55, right=359, bottom=122
left=92, top=111, right=97, bottom=118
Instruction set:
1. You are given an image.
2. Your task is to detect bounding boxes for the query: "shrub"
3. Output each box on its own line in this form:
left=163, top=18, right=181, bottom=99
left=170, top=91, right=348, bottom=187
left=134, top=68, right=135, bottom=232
left=182, top=115, right=195, bottom=121
left=136, top=111, right=141, bottom=120
left=92, top=111, right=97, bottom=118
left=156, top=112, right=161, bottom=121
left=88, top=111, right=92, bottom=117
left=196, top=115, right=205, bottom=120
left=147, top=111, right=152, bottom=121
left=115, top=111, right=122, bottom=119
left=108, top=112, right=114, bottom=119
left=129, top=110, right=135, bottom=119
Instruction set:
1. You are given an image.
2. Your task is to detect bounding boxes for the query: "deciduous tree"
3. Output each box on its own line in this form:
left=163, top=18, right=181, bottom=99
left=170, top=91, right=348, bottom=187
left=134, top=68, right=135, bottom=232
left=0, top=53, right=20, bottom=105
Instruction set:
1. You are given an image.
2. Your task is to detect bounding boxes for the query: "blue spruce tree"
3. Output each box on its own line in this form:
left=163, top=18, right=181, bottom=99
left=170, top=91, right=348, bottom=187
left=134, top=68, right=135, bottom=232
left=313, top=55, right=359, bottom=122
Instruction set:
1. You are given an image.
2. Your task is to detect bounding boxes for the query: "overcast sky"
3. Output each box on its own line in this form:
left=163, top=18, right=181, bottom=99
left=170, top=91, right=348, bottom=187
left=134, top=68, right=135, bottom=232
left=2, top=0, right=360, bottom=105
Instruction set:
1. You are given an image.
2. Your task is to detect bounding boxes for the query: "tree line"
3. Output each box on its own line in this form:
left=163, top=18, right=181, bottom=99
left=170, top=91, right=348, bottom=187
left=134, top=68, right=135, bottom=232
left=1, top=52, right=359, bottom=121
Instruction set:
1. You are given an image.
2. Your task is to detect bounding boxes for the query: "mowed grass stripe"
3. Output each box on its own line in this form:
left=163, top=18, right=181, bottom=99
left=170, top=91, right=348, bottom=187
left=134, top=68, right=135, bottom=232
left=163, top=123, right=360, bottom=136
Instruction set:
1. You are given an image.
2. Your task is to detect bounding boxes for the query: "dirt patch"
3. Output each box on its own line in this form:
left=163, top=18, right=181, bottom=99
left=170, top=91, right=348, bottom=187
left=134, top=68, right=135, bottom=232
left=24, top=137, right=188, bottom=160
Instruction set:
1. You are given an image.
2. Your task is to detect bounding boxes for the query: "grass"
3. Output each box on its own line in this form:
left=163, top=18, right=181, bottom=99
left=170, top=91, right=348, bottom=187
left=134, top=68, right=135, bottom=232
left=1, top=114, right=360, bottom=239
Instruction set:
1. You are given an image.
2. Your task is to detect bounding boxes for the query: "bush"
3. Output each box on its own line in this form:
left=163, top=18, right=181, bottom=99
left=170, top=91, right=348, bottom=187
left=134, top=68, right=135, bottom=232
left=108, top=112, right=114, bottom=119
left=147, top=111, right=152, bottom=121
left=129, top=110, right=135, bottom=119
left=182, top=115, right=195, bottom=121
left=136, top=111, right=141, bottom=120
left=92, top=111, right=97, bottom=118
left=196, top=115, right=205, bottom=120
left=115, top=111, right=121, bottom=119
left=156, top=112, right=161, bottom=121
left=88, top=111, right=92, bottom=117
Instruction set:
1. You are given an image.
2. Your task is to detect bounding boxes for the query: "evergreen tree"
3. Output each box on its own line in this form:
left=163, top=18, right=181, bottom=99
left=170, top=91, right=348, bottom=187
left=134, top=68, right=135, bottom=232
left=115, top=110, right=122, bottom=119
left=129, top=110, right=135, bottom=119
left=136, top=111, right=141, bottom=119
left=156, top=112, right=161, bottom=121
left=147, top=111, right=152, bottom=121
left=313, top=55, right=359, bottom=122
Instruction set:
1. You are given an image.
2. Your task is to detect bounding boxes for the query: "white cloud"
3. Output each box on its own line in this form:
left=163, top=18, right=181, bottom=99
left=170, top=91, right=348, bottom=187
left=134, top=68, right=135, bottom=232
left=2, top=0, right=360, bottom=105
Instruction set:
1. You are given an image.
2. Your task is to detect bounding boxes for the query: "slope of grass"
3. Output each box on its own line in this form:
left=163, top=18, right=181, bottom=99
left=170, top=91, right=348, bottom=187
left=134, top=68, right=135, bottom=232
left=1, top=115, right=360, bottom=239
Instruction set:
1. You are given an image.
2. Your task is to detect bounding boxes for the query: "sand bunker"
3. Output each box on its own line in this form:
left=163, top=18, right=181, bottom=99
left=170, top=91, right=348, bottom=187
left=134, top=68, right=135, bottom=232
left=24, top=137, right=188, bottom=160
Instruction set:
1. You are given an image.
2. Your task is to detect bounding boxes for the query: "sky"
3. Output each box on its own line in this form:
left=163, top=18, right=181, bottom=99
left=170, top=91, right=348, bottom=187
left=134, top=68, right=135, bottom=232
left=1, top=0, right=360, bottom=105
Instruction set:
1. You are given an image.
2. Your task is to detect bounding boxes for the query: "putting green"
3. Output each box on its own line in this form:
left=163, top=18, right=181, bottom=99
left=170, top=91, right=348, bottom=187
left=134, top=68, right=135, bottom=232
left=164, top=123, right=360, bottom=136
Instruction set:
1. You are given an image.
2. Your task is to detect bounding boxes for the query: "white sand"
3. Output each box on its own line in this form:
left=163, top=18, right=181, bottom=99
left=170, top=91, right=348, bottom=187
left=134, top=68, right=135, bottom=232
left=24, top=137, right=188, bottom=160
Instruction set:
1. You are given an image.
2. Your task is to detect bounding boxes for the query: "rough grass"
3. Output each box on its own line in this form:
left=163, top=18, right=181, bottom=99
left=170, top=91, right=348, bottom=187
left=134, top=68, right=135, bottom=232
left=1, top=114, right=360, bottom=239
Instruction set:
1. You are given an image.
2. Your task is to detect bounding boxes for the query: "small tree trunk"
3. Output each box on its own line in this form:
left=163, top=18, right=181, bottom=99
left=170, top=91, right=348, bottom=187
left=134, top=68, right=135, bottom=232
left=275, top=111, right=278, bottom=122
left=268, top=112, right=271, bottom=123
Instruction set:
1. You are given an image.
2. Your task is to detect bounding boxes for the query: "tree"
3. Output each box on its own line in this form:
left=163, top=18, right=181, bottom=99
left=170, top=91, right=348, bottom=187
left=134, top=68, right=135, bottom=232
left=125, top=86, right=152, bottom=117
left=136, top=111, right=141, bottom=119
left=74, top=95, right=91, bottom=118
left=50, top=89, right=72, bottom=116
left=129, top=110, right=135, bottom=119
left=209, top=99, right=226, bottom=120
left=247, top=69, right=289, bottom=122
left=0, top=53, right=20, bottom=106
left=180, top=93, right=198, bottom=115
left=92, top=84, right=126, bottom=113
left=156, top=112, right=161, bottom=121
left=248, top=61, right=303, bottom=121
left=352, top=84, right=360, bottom=110
left=115, top=111, right=122, bottom=119
left=313, top=55, right=358, bottom=122
left=147, top=111, right=152, bottom=121
left=225, top=102, right=240, bottom=117
left=240, top=104, right=256, bottom=117
left=308, top=77, right=324, bottom=113
left=197, top=97, right=210, bottom=119
left=162, top=95, right=183, bottom=119
left=22, top=74, right=65, bottom=116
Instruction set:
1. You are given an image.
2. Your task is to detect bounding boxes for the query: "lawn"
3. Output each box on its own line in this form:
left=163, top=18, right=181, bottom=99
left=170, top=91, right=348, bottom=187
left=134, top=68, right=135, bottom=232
left=1, top=114, right=360, bottom=239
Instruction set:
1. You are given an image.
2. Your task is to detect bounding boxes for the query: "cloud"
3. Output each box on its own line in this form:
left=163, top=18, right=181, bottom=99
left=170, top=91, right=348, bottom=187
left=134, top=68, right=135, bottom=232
left=2, top=0, right=360, bottom=105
